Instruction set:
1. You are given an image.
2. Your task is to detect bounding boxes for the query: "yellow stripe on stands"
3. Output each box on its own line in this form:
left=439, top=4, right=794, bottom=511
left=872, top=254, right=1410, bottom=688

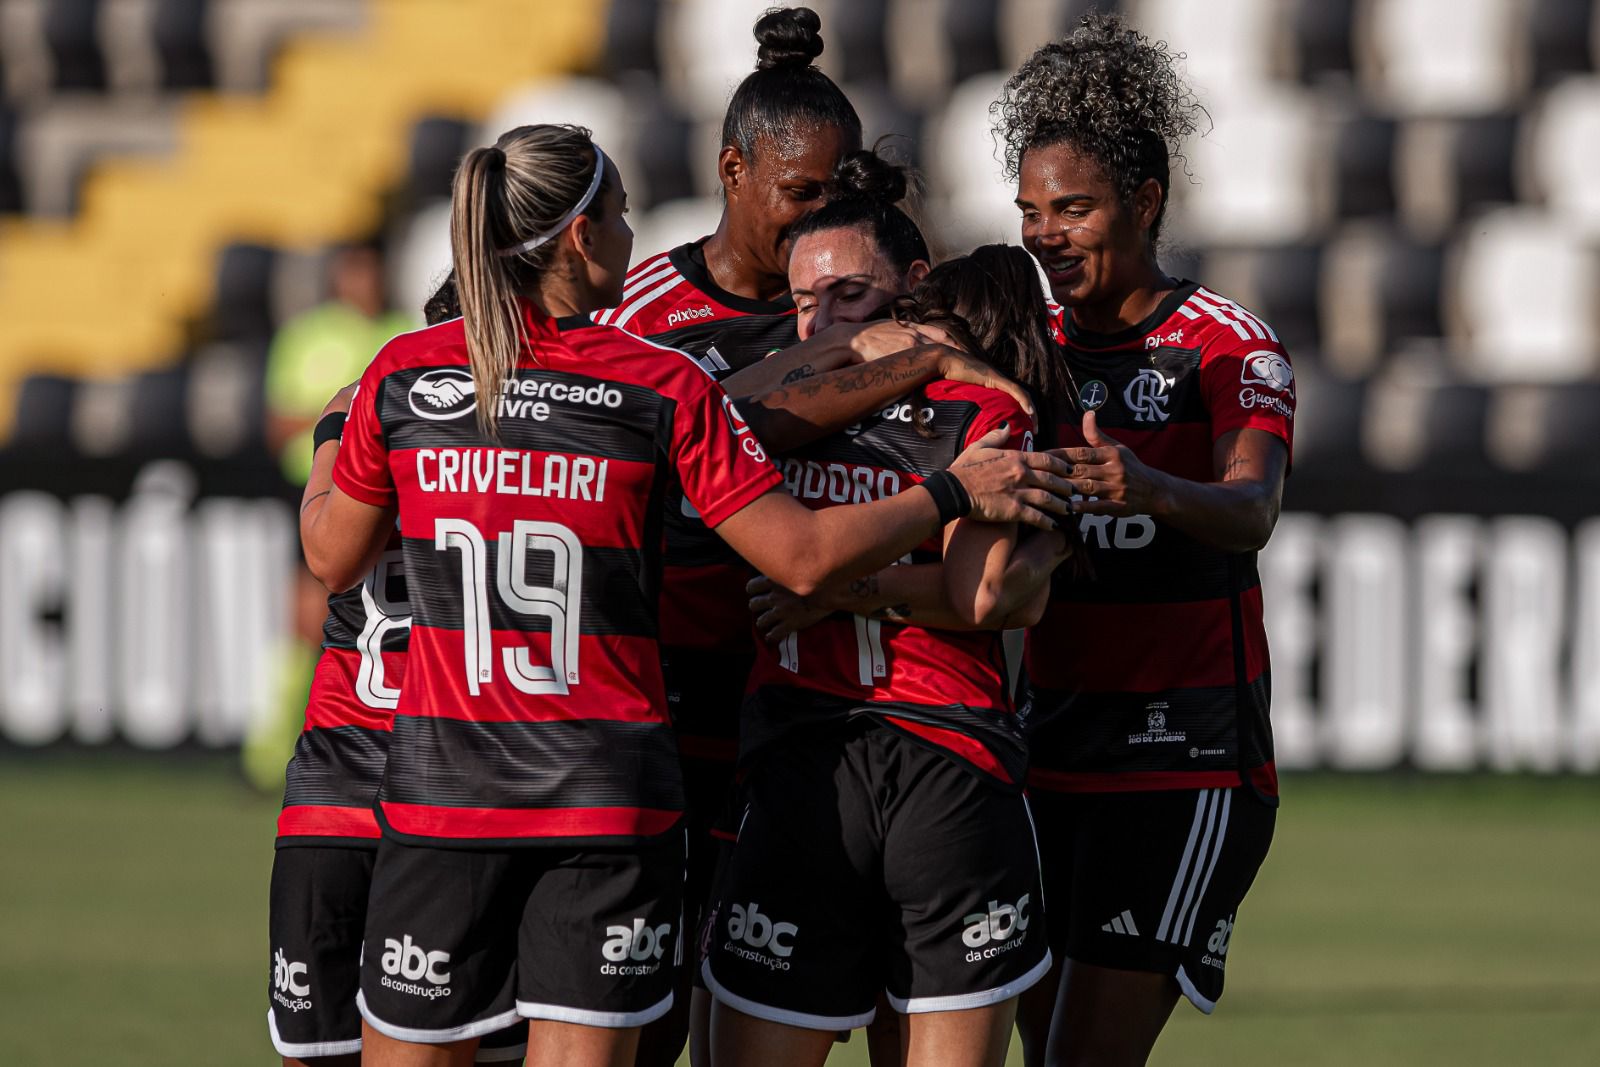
left=0, top=0, right=607, bottom=439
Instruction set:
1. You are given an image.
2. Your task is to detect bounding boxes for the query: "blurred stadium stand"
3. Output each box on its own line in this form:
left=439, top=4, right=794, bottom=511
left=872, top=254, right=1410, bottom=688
left=0, top=0, right=1596, bottom=761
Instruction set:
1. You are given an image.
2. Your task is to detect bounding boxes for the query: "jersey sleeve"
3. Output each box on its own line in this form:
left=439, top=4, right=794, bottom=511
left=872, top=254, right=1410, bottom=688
left=961, top=390, right=1036, bottom=455
left=670, top=373, right=783, bottom=528
left=1199, top=341, right=1296, bottom=461
left=331, top=359, right=396, bottom=507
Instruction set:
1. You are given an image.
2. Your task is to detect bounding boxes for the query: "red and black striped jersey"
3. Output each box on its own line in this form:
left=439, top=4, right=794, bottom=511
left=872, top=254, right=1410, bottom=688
left=1024, top=282, right=1294, bottom=798
left=743, top=381, right=1034, bottom=786
left=595, top=238, right=798, bottom=658
left=275, top=545, right=410, bottom=846
left=332, top=304, right=783, bottom=847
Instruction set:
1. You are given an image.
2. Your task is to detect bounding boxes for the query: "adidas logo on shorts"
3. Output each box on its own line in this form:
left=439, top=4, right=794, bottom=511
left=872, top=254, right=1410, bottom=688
left=1101, top=910, right=1140, bottom=936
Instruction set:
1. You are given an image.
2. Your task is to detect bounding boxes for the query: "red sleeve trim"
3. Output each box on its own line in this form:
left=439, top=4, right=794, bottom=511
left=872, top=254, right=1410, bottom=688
left=697, top=470, right=783, bottom=532
left=331, top=464, right=395, bottom=507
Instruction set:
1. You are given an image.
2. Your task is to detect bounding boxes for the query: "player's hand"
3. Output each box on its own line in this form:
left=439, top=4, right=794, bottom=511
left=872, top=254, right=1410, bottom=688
left=929, top=345, right=1035, bottom=419
left=949, top=425, right=1075, bottom=532
left=1052, top=409, right=1168, bottom=517
left=746, top=574, right=831, bottom=642
left=848, top=320, right=963, bottom=362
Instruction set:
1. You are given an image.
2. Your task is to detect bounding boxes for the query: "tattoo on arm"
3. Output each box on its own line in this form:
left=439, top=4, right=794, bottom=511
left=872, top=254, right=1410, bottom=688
left=847, top=575, right=880, bottom=601
left=780, top=364, right=816, bottom=384
left=1221, top=451, right=1252, bottom=481
left=300, top=489, right=331, bottom=513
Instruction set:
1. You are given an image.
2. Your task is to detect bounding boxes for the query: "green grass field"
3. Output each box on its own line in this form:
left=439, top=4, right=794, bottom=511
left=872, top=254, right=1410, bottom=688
left=2, top=756, right=1597, bottom=1066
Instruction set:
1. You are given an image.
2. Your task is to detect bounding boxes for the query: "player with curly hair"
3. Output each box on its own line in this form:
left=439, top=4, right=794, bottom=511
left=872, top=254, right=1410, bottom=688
left=992, top=14, right=1296, bottom=1067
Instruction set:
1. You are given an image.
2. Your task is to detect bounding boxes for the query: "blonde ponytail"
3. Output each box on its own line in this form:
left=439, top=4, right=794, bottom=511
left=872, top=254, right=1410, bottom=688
left=449, top=124, right=604, bottom=439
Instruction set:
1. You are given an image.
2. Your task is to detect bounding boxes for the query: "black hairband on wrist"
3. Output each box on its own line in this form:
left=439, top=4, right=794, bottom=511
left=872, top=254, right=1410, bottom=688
left=313, top=411, right=347, bottom=456
left=921, top=469, right=973, bottom=525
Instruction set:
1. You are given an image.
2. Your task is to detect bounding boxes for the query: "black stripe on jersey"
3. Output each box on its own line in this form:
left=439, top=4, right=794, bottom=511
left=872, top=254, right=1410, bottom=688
left=1022, top=672, right=1274, bottom=775
left=790, top=399, right=976, bottom=474
left=1053, top=535, right=1262, bottom=606
left=377, top=367, right=667, bottom=463
left=281, top=725, right=389, bottom=809
left=1060, top=344, right=1208, bottom=434
left=380, top=716, right=684, bottom=811
left=321, top=583, right=410, bottom=651
left=401, top=539, right=657, bottom=637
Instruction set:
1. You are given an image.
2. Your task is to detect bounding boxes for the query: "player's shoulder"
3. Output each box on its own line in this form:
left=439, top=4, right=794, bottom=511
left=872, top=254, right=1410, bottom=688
left=592, top=243, right=706, bottom=334
left=367, top=317, right=468, bottom=376
left=926, top=380, right=1032, bottom=429
left=556, top=316, right=718, bottom=400
left=1168, top=283, right=1289, bottom=363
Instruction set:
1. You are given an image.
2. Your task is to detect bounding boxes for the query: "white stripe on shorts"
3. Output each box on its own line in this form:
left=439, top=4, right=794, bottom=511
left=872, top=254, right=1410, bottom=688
left=1181, top=789, right=1233, bottom=947
left=1155, top=790, right=1212, bottom=943
left=267, top=1009, right=362, bottom=1059
left=1170, top=790, right=1225, bottom=945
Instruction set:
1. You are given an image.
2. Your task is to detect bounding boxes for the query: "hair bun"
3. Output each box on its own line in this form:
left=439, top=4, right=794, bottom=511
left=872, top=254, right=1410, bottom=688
left=830, top=149, right=909, bottom=207
left=754, top=6, right=824, bottom=70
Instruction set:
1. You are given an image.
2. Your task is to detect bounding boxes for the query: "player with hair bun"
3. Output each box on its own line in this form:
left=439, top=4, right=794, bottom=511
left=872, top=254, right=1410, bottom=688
left=993, top=14, right=1295, bottom=1067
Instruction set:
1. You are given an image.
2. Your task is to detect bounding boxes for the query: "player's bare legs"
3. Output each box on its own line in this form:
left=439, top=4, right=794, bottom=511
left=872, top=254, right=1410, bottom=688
left=284, top=1056, right=361, bottom=1067
left=899, top=1000, right=1017, bottom=1067
left=524, top=1020, right=642, bottom=1067
left=1015, top=958, right=1062, bottom=1067
left=1040, top=961, right=1180, bottom=1067
left=689, top=986, right=715, bottom=1067
left=710, top=1003, right=835, bottom=1067
left=863, top=991, right=902, bottom=1066
left=635, top=966, right=692, bottom=1067
left=359, top=1024, right=477, bottom=1066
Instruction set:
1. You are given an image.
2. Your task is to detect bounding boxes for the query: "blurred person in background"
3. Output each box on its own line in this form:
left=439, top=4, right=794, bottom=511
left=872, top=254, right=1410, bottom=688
left=245, top=240, right=416, bottom=789
left=265, top=239, right=415, bottom=487
left=266, top=274, right=531, bottom=1067
left=993, top=15, right=1295, bottom=1067
left=299, top=122, right=1071, bottom=1067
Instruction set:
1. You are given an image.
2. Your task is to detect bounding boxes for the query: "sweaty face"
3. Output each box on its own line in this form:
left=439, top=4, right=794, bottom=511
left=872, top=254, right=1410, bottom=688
left=736, top=124, right=857, bottom=279
left=1016, top=142, right=1148, bottom=310
left=788, top=226, right=911, bottom=341
left=583, top=163, right=634, bottom=308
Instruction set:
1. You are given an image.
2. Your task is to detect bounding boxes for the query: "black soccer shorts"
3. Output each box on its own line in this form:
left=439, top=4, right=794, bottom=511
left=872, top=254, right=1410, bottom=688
left=703, top=720, right=1050, bottom=1029
left=356, top=832, right=686, bottom=1043
left=1029, top=785, right=1276, bottom=1012
left=267, top=845, right=529, bottom=1060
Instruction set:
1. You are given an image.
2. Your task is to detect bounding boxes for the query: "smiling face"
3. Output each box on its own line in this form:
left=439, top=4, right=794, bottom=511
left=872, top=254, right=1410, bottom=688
left=1015, top=141, right=1160, bottom=313
left=724, top=123, right=858, bottom=281
left=788, top=225, right=925, bottom=340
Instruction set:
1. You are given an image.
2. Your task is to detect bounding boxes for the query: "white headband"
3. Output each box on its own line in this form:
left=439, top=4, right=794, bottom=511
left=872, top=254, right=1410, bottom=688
left=495, top=146, right=609, bottom=258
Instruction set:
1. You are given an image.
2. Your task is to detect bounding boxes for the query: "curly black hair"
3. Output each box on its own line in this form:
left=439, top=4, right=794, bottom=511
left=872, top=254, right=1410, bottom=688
left=990, top=12, right=1204, bottom=242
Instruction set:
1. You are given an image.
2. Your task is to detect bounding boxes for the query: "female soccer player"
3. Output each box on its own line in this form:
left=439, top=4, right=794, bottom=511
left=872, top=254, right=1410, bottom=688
left=704, top=173, right=1074, bottom=1067
left=298, top=123, right=1072, bottom=1067
left=267, top=279, right=530, bottom=1067
left=994, top=15, right=1295, bottom=1067
left=597, top=13, right=1010, bottom=1063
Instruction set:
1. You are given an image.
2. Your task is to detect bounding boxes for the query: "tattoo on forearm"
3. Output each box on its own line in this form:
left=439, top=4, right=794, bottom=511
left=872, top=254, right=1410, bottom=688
left=1221, top=452, right=1251, bottom=480
left=847, top=574, right=881, bottom=601
left=300, top=489, right=331, bottom=513
left=780, top=364, right=816, bottom=384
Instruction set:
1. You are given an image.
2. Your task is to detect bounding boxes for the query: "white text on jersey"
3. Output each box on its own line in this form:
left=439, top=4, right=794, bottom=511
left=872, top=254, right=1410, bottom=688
left=416, top=448, right=609, bottom=501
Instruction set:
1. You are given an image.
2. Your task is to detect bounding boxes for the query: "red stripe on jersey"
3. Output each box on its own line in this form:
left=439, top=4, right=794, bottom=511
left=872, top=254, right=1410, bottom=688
left=1028, top=585, right=1269, bottom=693
left=400, top=628, right=667, bottom=724
left=302, top=647, right=402, bottom=733
left=276, top=804, right=382, bottom=839
left=391, top=452, right=660, bottom=549
left=377, top=801, right=682, bottom=840
left=882, top=716, right=1013, bottom=784
left=1028, top=762, right=1279, bottom=795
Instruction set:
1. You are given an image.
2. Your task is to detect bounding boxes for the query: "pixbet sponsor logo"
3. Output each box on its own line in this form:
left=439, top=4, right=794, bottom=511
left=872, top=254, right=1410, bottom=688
left=962, top=894, right=1031, bottom=962
left=666, top=304, right=716, bottom=328
left=724, top=902, right=797, bottom=970
left=601, top=918, right=673, bottom=976
left=379, top=935, right=452, bottom=998
left=272, top=948, right=312, bottom=1012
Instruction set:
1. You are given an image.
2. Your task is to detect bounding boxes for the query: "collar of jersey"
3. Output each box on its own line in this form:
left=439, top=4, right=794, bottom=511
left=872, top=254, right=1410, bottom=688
left=670, top=238, right=796, bottom=317
left=1062, top=279, right=1199, bottom=351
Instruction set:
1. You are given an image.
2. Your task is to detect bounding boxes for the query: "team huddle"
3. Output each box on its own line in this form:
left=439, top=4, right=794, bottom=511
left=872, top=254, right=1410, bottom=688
left=268, top=9, right=1294, bottom=1067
